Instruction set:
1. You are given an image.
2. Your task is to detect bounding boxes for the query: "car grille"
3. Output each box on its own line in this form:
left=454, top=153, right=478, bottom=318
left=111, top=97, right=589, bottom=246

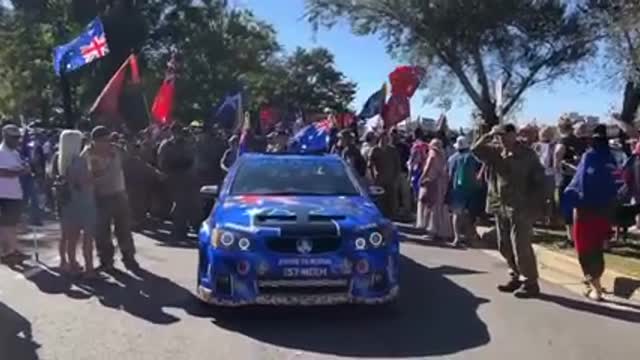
left=258, top=279, right=349, bottom=295
left=265, top=237, right=342, bottom=254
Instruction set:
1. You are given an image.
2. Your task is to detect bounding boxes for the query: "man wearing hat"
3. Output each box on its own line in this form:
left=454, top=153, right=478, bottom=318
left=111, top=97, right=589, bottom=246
left=334, top=129, right=367, bottom=178
left=472, top=123, right=546, bottom=298
left=448, top=135, right=483, bottom=247
left=82, top=126, right=139, bottom=271
left=0, top=124, right=30, bottom=264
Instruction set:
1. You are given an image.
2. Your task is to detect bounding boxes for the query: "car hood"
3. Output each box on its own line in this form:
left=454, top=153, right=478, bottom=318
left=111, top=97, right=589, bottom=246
left=213, top=195, right=385, bottom=235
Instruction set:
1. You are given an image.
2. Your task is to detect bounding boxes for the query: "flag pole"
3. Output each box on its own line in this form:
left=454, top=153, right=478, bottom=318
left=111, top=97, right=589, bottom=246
left=59, top=52, right=74, bottom=129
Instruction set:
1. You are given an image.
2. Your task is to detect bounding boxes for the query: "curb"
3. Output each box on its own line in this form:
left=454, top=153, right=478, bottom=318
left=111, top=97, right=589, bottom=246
left=478, top=226, right=640, bottom=303
left=532, top=244, right=640, bottom=303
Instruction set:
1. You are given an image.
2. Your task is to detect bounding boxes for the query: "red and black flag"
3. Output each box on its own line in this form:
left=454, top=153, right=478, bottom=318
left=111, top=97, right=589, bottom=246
left=90, top=54, right=149, bottom=131
left=151, top=53, right=178, bottom=126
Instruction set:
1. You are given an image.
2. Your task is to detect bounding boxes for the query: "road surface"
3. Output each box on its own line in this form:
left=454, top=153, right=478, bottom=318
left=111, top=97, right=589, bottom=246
left=1, top=222, right=639, bottom=360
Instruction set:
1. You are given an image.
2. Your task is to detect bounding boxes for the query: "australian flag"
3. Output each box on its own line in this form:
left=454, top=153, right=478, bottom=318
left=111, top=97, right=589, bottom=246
left=210, top=91, right=242, bottom=129
left=54, top=18, right=110, bottom=76
left=290, top=119, right=333, bottom=153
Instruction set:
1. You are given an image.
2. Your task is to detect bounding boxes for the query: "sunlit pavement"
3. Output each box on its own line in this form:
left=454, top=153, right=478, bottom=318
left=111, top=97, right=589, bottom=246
left=1, top=222, right=640, bottom=360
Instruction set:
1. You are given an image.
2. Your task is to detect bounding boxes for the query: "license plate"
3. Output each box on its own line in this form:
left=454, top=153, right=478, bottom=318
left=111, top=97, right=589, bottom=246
left=283, top=267, right=329, bottom=278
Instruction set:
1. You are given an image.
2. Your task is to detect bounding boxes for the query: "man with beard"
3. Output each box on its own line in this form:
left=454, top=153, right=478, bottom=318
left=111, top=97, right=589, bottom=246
left=369, top=131, right=402, bottom=218
left=82, top=126, right=139, bottom=271
left=158, top=124, right=199, bottom=243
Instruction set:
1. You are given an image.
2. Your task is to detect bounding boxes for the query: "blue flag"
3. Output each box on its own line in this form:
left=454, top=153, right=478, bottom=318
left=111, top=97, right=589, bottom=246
left=54, top=18, right=110, bottom=76
left=210, top=92, right=242, bottom=129
left=564, top=146, right=618, bottom=212
left=359, top=84, right=387, bottom=119
left=290, top=119, right=333, bottom=153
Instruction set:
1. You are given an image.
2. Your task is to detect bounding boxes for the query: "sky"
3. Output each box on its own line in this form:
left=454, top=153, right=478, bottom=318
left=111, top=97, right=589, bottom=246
left=237, top=0, right=621, bottom=128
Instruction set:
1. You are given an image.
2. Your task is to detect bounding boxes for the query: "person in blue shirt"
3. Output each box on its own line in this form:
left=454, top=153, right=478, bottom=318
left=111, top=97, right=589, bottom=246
left=564, top=124, right=619, bottom=301
left=447, top=136, right=483, bottom=247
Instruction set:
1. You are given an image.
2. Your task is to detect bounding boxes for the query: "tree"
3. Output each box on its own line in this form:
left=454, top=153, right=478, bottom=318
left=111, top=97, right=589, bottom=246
left=252, top=47, right=356, bottom=116
left=306, top=0, right=597, bottom=127
left=0, top=0, right=355, bottom=126
left=587, top=0, right=640, bottom=125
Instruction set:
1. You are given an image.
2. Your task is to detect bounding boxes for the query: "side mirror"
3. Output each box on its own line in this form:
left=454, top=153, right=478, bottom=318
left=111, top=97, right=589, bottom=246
left=200, top=185, right=219, bottom=199
left=368, top=185, right=385, bottom=196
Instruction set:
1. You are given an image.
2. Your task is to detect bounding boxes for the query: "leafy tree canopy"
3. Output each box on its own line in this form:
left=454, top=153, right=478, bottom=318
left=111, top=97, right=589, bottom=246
left=306, top=0, right=598, bottom=126
left=0, top=0, right=355, bottom=126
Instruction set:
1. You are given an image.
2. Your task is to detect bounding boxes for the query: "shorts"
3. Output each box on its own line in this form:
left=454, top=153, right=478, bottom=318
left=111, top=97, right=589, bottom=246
left=0, top=199, right=23, bottom=226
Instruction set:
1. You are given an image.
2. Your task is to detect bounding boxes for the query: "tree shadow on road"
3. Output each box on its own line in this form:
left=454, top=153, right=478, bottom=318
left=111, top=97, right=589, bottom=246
left=0, top=301, right=40, bottom=360
left=194, top=255, right=491, bottom=358
left=538, top=293, right=640, bottom=323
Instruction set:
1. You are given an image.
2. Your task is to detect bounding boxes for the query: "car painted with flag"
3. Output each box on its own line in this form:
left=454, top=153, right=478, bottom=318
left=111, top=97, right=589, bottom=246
left=196, top=153, right=400, bottom=306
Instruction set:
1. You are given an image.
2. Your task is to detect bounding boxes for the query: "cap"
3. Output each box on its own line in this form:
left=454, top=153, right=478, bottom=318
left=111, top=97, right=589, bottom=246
left=454, top=136, right=470, bottom=150
left=91, top=126, right=110, bottom=141
left=2, top=124, right=20, bottom=137
left=491, top=124, right=516, bottom=135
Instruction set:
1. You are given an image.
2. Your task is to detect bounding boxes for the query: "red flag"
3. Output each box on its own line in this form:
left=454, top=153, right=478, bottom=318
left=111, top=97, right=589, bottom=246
left=90, top=55, right=137, bottom=117
left=151, top=81, right=175, bottom=125
left=336, top=113, right=355, bottom=129
left=151, top=54, right=177, bottom=125
left=259, top=106, right=278, bottom=131
left=382, top=95, right=410, bottom=129
left=389, top=66, right=425, bottom=98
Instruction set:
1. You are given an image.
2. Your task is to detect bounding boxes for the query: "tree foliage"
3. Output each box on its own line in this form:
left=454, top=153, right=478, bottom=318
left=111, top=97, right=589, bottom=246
left=306, top=0, right=598, bottom=126
left=0, top=0, right=355, bottom=126
left=586, top=0, right=640, bottom=124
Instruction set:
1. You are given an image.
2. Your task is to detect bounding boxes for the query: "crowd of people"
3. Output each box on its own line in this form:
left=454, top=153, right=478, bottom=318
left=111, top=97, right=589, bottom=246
left=0, top=114, right=637, bottom=302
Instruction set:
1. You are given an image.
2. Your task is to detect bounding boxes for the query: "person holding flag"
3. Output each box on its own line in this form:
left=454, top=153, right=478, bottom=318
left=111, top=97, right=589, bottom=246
left=157, top=124, right=199, bottom=243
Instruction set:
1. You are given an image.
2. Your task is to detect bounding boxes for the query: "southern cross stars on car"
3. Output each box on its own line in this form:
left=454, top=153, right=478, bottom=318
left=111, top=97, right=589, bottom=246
left=196, top=153, right=400, bottom=306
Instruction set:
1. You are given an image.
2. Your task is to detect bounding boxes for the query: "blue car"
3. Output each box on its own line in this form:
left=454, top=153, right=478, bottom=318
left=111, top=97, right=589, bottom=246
left=196, top=153, right=400, bottom=306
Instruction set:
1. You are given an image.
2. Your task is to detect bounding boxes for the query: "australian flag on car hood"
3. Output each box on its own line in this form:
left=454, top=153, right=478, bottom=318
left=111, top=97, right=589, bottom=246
left=289, top=119, right=333, bottom=153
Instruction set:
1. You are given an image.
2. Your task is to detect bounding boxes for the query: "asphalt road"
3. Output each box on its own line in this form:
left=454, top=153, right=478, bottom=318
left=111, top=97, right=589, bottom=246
left=1, top=223, right=640, bottom=360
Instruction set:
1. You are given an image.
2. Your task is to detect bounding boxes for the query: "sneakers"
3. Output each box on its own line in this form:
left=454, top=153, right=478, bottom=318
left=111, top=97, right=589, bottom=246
left=514, top=283, right=541, bottom=299
left=498, top=277, right=541, bottom=298
left=497, top=278, right=522, bottom=293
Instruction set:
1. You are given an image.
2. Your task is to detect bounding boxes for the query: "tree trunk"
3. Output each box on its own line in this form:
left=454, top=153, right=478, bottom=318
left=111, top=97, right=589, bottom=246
left=479, top=98, right=500, bottom=130
left=621, top=80, right=640, bottom=125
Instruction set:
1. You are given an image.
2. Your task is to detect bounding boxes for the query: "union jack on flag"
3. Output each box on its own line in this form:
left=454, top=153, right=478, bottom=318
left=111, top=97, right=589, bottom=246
left=290, top=118, right=334, bottom=153
left=54, top=18, right=110, bottom=75
left=80, top=33, right=109, bottom=63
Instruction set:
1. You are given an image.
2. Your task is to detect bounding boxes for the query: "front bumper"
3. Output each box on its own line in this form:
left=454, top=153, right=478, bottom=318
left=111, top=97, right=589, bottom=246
left=196, top=250, right=399, bottom=306
left=196, top=284, right=399, bottom=306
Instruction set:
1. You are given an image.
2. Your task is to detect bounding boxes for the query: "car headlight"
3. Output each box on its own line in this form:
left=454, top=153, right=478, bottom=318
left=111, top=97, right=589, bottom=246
left=220, top=231, right=235, bottom=247
left=238, top=237, right=251, bottom=251
left=369, top=232, right=384, bottom=248
left=355, top=237, right=367, bottom=250
left=211, top=229, right=252, bottom=251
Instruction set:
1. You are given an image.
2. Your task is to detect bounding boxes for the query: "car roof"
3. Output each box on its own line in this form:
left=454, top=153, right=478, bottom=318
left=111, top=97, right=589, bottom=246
left=240, top=153, right=342, bottom=162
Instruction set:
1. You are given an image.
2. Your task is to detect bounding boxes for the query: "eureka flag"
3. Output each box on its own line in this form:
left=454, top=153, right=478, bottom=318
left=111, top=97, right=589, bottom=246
left=53, top=18, right=110, bottom=76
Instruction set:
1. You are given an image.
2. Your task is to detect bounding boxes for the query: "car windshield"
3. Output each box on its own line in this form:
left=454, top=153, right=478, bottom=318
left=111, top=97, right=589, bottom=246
left=230, top=157, right=361, bottom=196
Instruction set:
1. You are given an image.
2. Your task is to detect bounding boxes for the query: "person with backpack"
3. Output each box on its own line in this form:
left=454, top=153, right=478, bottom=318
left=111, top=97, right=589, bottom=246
left=448, top=136, right=483, bottom=247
